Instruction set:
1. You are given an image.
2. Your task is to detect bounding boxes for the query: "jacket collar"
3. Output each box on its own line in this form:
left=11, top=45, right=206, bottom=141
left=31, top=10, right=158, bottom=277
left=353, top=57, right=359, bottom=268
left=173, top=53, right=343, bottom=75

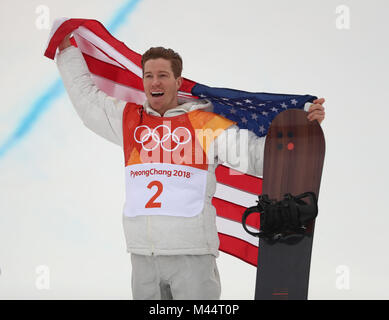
left=142, top=97, right=213, bottom=117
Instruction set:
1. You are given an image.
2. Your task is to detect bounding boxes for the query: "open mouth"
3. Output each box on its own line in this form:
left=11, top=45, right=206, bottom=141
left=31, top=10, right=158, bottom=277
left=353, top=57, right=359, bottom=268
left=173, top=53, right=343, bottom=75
left=151, top=92, right=164, bottom=97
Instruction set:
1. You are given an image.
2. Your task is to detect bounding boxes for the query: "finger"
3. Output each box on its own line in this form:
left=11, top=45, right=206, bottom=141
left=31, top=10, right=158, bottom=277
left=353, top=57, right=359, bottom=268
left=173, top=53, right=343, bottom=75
left=307, top=112, right=325, bottom=122
left=313, top=98, right=325, bottom=105
left=313, top=97, right=325, bottom=103
left=308, top=104, right=325, bottom=113
left=308, top=109, right=325, bottom=117
left=307, top=109, right=325, bottom=118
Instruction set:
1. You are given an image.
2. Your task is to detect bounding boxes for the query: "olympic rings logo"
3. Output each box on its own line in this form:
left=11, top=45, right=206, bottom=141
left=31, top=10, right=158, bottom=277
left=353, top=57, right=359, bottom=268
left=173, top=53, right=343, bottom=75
left=134, top=125, right=192, bottom=152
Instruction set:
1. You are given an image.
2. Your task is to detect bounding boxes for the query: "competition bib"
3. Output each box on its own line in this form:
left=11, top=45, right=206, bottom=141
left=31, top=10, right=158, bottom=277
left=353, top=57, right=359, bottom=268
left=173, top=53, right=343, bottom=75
left=122, top=103, right=235, bottom=218
left=124, top=163, right=207, bottom=217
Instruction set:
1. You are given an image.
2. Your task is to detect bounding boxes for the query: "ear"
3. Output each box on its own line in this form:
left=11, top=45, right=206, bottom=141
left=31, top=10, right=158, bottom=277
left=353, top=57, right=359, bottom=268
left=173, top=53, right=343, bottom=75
left=176, top=76, right=183, bottom=90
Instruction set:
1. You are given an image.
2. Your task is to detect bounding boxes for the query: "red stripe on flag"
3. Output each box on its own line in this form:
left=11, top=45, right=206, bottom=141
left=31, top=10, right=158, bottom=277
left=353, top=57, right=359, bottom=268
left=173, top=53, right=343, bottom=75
left=180, top=77, right=197, bottom=94
left=212, top=197, right=260, bottom=230
left=215, top=165, right=262, bottom=195
left=84, top=53, right=145, bottom=91
left=45, top=19, right=143, bottom=66
left=218, top=233, right=258, bottom=266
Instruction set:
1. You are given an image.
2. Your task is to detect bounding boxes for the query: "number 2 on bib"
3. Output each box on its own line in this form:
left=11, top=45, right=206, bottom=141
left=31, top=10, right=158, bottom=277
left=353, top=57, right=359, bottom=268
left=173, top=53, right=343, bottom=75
left=145, top=181, right=163, bottom=208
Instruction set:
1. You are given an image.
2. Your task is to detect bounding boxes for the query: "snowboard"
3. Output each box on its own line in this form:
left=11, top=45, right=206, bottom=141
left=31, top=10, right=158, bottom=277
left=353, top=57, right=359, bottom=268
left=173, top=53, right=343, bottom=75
left=244, top=109, right=325, bottom=300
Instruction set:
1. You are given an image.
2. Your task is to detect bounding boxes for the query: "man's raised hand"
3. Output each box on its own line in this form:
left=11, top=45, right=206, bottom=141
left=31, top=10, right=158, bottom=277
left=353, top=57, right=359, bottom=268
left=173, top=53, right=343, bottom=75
left=59, top=33, right=72, bottom=51
left=307, top=98, right=325, bottom=124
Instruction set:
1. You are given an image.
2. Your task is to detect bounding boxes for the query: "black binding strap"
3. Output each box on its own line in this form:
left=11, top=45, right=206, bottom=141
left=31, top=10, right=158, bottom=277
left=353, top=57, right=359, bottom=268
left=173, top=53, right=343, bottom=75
left=241, top=192, right=318, bottom=243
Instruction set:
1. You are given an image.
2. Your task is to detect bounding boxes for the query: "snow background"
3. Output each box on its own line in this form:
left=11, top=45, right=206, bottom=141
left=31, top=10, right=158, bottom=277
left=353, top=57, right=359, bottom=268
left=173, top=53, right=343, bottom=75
left=0, top=0, right=388, bottom=299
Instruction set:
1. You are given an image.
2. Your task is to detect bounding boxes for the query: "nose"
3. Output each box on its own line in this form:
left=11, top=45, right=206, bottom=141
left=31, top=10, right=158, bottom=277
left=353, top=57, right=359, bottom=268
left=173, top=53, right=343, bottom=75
left=151, top=76, right=161, bottom=87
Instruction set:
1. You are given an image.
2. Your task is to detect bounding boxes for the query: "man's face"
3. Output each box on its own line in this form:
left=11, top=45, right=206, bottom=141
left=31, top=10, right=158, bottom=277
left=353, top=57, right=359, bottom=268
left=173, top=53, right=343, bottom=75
left=143, top=58, right=183, bottom=116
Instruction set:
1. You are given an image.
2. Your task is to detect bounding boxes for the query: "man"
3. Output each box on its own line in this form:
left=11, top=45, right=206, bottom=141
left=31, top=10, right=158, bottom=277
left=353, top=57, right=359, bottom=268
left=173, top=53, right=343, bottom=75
left=57, top=33, right=325, bottom=300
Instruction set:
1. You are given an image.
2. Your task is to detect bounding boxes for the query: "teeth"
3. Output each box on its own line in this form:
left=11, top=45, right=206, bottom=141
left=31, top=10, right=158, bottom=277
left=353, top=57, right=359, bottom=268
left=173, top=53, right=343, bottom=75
left=151, top=92, right=164, bottom=97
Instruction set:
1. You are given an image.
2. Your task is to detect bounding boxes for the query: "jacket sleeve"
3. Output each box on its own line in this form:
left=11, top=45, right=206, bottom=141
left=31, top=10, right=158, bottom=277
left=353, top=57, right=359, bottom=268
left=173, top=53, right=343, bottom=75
left=213, top=125, right=266, bottom=177
left=56, top=46, right=127, bottom=147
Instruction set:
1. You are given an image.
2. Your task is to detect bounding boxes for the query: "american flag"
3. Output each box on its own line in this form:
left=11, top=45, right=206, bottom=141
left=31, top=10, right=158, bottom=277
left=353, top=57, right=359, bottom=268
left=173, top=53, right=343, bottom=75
left=45, top=18, right=317, bottom=266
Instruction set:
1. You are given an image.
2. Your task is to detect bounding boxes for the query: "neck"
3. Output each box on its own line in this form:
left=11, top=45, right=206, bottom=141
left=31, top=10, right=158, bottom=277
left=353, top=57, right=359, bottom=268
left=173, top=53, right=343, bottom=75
left=151, top=98, right=179, bottom=116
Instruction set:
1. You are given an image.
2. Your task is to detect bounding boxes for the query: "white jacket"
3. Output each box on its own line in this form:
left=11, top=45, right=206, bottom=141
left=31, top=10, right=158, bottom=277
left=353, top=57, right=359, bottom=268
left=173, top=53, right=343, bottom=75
left=56, top=46, right=308, bottom=257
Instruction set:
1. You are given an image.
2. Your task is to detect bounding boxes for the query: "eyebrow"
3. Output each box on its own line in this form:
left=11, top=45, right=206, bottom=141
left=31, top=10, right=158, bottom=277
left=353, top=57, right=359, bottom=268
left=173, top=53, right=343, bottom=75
left=144, top=71, right=170, bottom=75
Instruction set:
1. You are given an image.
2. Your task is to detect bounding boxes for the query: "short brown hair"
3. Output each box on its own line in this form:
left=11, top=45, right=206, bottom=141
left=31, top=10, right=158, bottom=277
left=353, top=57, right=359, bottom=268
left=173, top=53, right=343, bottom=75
left=141, top=47, right=183, bottom=79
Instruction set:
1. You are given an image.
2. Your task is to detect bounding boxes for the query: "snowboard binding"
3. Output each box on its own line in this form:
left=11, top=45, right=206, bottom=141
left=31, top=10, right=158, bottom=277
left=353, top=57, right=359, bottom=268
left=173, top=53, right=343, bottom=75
left=242, top=192, right=318, bottom=245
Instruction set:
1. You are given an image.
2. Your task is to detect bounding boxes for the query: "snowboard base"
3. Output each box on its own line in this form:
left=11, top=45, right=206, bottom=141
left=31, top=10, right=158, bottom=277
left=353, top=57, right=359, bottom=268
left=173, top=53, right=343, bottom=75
left=253, top=109, right=325, bottom=300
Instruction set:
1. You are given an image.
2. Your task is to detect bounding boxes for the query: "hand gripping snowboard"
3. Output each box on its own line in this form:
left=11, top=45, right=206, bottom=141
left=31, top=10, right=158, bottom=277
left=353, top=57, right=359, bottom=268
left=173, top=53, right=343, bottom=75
left=242, top=109, right=325, bottom=300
